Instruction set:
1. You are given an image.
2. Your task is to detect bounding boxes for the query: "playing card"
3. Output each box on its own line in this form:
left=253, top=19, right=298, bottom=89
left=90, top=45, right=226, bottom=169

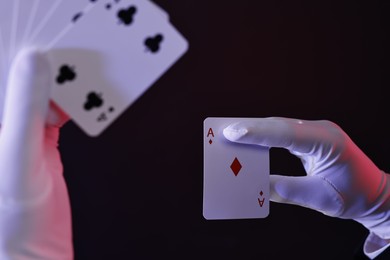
left=0, top=1, right=15, bottom=71
left=18, top=0, right=43, bottom=45
left=0, top=29, right=5, bottom=81
left=46, top=0, right=189, bottom=136
left=0, top=27, right=5, bottom=84
left=14, top=0, right=54, bottom=60
left=94, top=0, right=169, bottom=21
left=203, top=117, right=270, bottom=220
left=147, top=0, right=169, bottom=21
left=27, top=0, right=97, bottom=49
left=9, top=0, right=21, bottom=63
left=0, top=0, right=97, bottom=123
left=11, top=0, right=35, bottom=62
left=37, top=0, right=169, bottom=50
left=0, top=1, right=18, bottom=122
left=0, top=29, right=5, bottom=124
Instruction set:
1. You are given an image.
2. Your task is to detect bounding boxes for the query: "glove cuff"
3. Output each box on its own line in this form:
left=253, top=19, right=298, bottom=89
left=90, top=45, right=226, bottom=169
left=364, top=232, right=390, bottom=259
left=355, top=172, right=390, bottom=240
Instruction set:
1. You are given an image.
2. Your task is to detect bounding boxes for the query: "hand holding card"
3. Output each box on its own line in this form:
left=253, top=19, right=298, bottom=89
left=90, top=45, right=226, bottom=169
left=203, top=117, right=270, bottom=220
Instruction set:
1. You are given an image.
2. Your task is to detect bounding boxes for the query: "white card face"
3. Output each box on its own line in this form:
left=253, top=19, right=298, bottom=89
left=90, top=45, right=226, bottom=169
left=0, top=0, right=95, bottom=123
left=8, top=0, right=21, bottom=63
left=203, top=117, right=270, bottom=220
left=14, top=0, right=53, bottom=60
left=0, top=29, right=5, bottom=123
left=0, top=28, right=5, bottom=84
left=147, top=0, right=169, bottom=21
left=18, top=0, right=43, bottom=44
left=0, top=1, right=15, bottom=71
left=28, top=0, right=96, bottom=49
left=12, top=0, right=35, bottom=62
left=0, top=27, right=6, bottom=124
left=47, top=0, right=189, bottom=136
left=0, top=1, right=17, bottom=122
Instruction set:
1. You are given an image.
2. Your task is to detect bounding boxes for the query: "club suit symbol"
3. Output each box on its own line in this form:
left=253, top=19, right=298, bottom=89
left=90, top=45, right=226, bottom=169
left=84, top=92, right=104, bottom=111
left=117, top=6, right=137, bottom=25
left=56, top=65, right=76, bottom=84
left=145, top=34, right=164, bottom=53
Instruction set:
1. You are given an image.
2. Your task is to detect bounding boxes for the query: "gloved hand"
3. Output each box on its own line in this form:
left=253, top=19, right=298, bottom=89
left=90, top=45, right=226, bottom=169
left=0, top=48, right=73, bottom=259
left=223, top=117, right=390, bottom=259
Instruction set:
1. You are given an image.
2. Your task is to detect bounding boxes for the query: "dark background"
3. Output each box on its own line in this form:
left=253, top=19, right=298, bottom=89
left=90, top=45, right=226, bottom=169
left=59, top=0, right=389, bottom=259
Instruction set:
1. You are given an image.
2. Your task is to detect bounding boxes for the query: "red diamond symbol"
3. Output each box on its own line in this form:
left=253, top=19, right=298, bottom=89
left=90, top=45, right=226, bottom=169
left=260, top=191, right=263, bottom=196
left=230, top=157, right=242, bottom=176
left=209, top=139, right=212, bottom=144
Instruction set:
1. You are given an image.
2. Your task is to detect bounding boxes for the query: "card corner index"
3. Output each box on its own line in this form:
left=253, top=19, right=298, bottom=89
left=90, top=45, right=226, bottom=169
left=78, top=121, right=104, bottom=137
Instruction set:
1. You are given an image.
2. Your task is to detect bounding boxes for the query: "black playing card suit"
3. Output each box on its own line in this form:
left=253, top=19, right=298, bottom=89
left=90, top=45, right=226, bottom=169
left=145, top=34, right=164, bottom=53
left=117, top=6, right=137, bottom=25
left=56, top=65, right=76, bottom=84
left=84, top=92, right=104, bottom=111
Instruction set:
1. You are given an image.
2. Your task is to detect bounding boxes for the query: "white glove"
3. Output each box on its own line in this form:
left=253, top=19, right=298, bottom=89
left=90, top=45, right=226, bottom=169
left=0, top=48, right=73, bottom=259
left=223, top=117, right=390, bottom=259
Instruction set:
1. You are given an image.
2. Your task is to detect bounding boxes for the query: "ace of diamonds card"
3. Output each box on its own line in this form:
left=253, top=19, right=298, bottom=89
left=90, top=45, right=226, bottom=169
left=203, top=117, right=270, bottom=220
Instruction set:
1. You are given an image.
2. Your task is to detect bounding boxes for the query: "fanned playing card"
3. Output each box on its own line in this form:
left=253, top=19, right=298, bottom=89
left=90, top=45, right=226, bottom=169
left=0, top=0, right=188, bottom=137
left=0, top=1, right=20, bottom=122
left=23, top=1, right=96, bottom=51
left=0, top=0, right=98, bottom=122
left=203, top=117, right=270, bottom=220
left=46, top=0, right=189, bottom=136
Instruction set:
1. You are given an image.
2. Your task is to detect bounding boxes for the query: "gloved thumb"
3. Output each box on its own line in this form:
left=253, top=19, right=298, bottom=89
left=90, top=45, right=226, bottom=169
left=270, top=174, right=344, bottom=217
left=0, top=48, right=52, bottom=200
left=0, top=48, right=51, bottom=150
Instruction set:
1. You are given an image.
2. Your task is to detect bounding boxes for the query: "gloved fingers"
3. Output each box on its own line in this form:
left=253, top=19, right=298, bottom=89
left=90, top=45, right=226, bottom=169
left=0, top=48, right=51, bottom=148
left=223, top=117, right=346, bottom=155
left=270, top=174, right=344, bottom=216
